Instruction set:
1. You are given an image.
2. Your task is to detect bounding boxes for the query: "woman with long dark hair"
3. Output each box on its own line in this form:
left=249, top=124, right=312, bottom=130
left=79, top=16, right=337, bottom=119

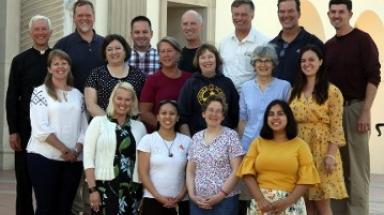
left=290, top=45, right=348, bottom=214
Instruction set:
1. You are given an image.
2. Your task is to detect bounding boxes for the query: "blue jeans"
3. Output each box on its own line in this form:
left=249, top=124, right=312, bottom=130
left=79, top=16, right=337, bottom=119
left=190, top=195, right=239, bottom=215
left=27, top=153, right=83, bottom=215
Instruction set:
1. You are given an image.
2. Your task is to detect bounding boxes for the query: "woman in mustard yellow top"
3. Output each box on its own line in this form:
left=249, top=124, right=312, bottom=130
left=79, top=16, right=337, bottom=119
left=237, top=100, right=320, bottom=215
left=289, top=45, right=348, bottom=215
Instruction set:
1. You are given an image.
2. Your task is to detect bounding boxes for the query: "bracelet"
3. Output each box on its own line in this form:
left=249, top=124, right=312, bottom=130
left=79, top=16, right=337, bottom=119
left=325, top=154, right=336, bottom=160
left=88, top=186, right=97, bottom=194
left=219, top=188, right=228, bottom=197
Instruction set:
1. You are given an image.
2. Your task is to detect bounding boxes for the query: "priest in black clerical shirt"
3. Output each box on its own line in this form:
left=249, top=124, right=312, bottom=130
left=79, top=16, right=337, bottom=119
left=5, top=15, right=53, bottom=215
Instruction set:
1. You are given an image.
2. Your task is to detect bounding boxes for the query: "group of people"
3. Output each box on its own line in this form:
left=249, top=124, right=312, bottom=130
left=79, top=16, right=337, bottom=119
left=5, top=0, right=381, bottom=215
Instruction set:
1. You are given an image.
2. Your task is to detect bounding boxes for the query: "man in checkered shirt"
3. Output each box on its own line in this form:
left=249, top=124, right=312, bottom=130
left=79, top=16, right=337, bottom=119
left=128, top=16, right=160, bottom=77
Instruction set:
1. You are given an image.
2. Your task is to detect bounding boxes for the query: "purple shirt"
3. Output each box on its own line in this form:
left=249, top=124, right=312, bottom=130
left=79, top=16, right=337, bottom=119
left=188, top=127, right=244, bottom=197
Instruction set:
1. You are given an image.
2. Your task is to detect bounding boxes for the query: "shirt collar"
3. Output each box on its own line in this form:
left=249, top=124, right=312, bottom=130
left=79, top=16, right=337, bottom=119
left=276, top=26, right=306, bottom=44
left=74, top=29, right=97, bottom=43
left=231, top=28, right=257, bottom=43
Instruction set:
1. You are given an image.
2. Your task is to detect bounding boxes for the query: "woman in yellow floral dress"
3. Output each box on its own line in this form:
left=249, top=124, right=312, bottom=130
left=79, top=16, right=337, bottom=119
left=289, top=45, right=348, bottom=215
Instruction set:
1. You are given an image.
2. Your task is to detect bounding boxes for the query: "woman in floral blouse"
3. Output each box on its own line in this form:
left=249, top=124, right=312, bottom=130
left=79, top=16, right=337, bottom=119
left=186, top=95, right=244, bottom=215
left=83, top=82, right=147, bottom=215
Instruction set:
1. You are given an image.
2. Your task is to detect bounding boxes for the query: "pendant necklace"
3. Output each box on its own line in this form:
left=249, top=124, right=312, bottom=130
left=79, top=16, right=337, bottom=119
left=160, top=134, right=175, bottom=158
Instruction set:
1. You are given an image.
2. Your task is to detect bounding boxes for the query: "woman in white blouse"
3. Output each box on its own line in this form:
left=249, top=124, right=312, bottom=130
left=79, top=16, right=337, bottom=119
left=84, top=82, right=147, bottom=215
left=27, top=49, right=88, bottom=215
left=138, top=100, right=192, bottom=215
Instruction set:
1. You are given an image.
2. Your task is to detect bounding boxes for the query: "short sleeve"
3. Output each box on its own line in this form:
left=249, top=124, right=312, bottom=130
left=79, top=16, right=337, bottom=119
left=137, top=134, right=152, bottom=153
left=296, top=142, right=320, bottom=185
left=227, top=129, right=245, bottom=159
left=328, top=85, right=346, bottom=147
left=84, top=69, right=99, bottom=89
left=237, top=138, right=259, bottom=177
left=140, top=75, right=156, bottom=103
left=187, top=133, right=200, bottom=162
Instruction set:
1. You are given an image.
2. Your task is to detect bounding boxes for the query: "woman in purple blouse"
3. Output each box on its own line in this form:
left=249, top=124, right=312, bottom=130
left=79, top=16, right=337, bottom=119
left=186, top=95, right=244, bottom=215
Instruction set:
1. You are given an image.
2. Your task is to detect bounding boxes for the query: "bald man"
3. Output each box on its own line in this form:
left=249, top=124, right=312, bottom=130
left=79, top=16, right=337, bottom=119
left=179, top=10, right=203, bottom=73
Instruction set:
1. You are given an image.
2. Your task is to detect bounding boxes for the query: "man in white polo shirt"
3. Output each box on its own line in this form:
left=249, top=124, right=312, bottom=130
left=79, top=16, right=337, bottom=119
left=219, top=0, right=269, bottom=93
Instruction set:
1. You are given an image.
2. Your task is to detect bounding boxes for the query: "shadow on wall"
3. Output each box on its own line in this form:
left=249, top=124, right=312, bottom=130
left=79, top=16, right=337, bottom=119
left=355, top=10, right=384, bottom=63
left=300, top=0, right=326, bottom=41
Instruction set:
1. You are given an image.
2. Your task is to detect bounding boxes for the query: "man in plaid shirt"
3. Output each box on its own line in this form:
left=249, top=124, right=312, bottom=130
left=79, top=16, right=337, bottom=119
left=128, top=16, right=160, bottom=77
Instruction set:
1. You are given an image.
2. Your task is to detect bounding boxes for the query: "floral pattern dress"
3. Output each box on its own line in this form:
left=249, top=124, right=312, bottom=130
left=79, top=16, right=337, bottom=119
left=94, top=118, right=142, bottom=215
left=290, top=84, right=348, bottom=200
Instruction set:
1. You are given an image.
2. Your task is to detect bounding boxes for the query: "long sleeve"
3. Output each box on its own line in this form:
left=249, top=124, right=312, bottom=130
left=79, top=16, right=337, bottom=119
left=77, top=98, right=89, bottom=144
left=227, top=79, right=240, bottom=128
left=6, top=57, right=22, bottom=134
left=239, top=85, right=248, bottom=121
left=83, top=117, right=101, bottom=169
left=29, top=87, right=55, bottom=142
left=328, top=85, right=346, bottom=147
left=360, top=33, right=381, bottom=86
left=178, top=79, right=193, bottom=126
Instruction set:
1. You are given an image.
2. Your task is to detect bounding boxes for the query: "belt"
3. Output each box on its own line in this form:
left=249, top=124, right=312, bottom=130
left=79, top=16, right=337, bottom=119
left=343, top=99, right=363, bottom=106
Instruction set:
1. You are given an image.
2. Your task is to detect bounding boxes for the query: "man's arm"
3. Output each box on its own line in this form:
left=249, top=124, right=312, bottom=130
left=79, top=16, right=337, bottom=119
left=6, top=56, right=22, bottom=151
left=358, top=83, right=377, bottom=133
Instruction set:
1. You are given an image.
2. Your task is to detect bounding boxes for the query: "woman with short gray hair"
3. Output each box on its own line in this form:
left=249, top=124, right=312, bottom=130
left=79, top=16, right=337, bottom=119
left=238, top=44, right=291, bottom=152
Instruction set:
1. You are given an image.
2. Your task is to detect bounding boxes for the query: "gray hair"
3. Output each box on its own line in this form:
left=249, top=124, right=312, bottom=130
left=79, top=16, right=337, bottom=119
left=28, top=15, right=51, bottom=31
left=157, top=36, right=182, bottom=54
left=106, top=82, right=139, bottom=117
left=250, top=44, right=279, bottom=67
left=182, top=10, right=203, bottom=25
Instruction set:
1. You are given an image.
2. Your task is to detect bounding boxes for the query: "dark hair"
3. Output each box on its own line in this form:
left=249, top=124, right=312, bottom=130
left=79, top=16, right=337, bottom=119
left=329, top=0, right=352, bottom=11
left=277, top=0, right=301, bottom=13
left=260, top=100, right=297, bottom=140
left=102, top=34, right=131, bottom=62
left=231, top=0, right=255, bottom=11
left=201, top=94, right=228, bottom=116
left=156, top=100, right=180, bottom=132
left=193, top=43, right=223, bottom=73
left=73, top=0, right=94, bottom=15
left=289, top=45, right=329, bottom=105
left=130, top=15, right=152, bottom=31
left=44, top=49, right=74, bottom=101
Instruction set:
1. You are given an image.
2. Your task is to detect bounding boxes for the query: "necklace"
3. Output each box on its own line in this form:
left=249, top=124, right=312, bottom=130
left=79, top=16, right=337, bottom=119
left=159, top=133, right=176, bottom=157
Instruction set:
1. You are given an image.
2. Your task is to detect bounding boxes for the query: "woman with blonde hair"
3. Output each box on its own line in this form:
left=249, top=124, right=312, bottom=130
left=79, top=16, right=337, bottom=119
left=84, top=82, right=147, bottom=215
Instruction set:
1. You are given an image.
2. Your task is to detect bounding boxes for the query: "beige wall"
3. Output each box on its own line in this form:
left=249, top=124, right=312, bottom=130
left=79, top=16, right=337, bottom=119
left=1, top=0, right=383, bottom=173
left=215, top=0, right=384, bottom=173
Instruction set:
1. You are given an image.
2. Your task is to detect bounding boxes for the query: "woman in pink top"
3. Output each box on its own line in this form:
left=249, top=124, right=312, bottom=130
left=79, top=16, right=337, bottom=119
left=139, top=37, right=191, bottom=131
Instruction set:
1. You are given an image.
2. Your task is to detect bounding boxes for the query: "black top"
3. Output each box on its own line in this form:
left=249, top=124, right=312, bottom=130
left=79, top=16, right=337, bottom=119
left=6, top=48, right=52, bottom=146
left=270, top=27, right=324, bottom=85
left=54, top=30, right=105, bottom=92
left=85, top=65, right=145, bottom=110
left=178, top=72, right=239, bottom=135
left=178, top=47, right=198, bottom=73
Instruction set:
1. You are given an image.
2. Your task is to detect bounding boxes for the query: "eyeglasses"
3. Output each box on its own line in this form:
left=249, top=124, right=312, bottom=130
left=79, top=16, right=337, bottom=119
left=255, top=59, right=273, bottom=64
